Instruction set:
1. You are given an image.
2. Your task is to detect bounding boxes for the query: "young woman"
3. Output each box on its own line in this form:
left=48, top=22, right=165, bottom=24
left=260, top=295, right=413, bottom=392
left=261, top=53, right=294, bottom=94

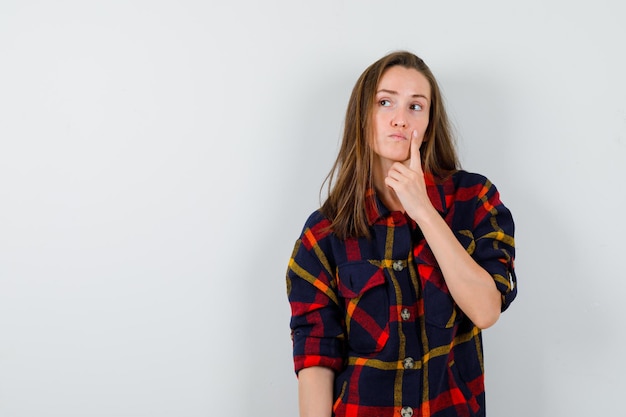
left=286, top=51, right=517, bottom=417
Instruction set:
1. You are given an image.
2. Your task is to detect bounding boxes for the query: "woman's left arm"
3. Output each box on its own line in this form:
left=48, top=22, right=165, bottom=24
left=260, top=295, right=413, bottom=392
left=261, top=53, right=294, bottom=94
left=386, top=131, right=502, bottom=329
left=408, top=204, right=502, bottom=329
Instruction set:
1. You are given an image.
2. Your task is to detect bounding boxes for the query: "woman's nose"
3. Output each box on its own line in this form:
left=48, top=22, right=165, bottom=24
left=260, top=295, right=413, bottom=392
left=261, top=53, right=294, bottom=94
left=391, top=108, right=408, bottom=127
left=392, top=117, right=406, bottom=128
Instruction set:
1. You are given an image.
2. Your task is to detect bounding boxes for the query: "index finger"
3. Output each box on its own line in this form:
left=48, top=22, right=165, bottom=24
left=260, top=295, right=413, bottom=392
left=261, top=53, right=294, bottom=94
left=409, top=130, right=423, bottom=172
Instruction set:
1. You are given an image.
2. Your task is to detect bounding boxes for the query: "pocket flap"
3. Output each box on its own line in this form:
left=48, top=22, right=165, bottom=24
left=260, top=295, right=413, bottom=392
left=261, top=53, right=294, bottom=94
left=337, top=261, right=386, bottom=299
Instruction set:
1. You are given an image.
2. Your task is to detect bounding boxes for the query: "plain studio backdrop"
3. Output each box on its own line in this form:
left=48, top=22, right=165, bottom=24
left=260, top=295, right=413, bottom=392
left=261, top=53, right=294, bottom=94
left=1, top=1, right=624, bottom=416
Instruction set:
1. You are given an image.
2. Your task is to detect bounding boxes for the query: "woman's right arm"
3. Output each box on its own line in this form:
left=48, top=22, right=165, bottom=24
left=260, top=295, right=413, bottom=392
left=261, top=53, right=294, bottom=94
left=287, top=215, right=344, bottom=416
left=298, top=366, right=334, bottom=417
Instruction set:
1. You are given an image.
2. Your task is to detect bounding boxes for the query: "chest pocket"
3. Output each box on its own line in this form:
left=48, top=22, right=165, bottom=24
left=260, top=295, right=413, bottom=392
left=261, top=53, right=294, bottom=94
left=415, top=247, right=462, bottom=330
left=422, top=273, right=461, bottom=329
left=337, top=261, right=389, bottom=354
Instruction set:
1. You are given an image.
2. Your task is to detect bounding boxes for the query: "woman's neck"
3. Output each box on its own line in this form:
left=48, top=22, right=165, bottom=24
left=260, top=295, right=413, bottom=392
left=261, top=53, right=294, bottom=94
left=372, top=160, right=405, bottom=213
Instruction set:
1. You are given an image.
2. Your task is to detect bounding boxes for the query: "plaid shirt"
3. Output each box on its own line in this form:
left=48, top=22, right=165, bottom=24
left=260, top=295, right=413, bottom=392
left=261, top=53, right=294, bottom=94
left=287, top=170, right=517, bottom=417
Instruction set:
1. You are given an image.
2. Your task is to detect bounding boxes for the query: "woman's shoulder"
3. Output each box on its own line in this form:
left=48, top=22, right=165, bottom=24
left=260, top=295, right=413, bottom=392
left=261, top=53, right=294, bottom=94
left=298, top=209, right=334, bottom=238
left=445, top=170, right=506, bottom=203
left=302, top=208, right=329, bottom=227
left=450, top=169, right=490, bottom=186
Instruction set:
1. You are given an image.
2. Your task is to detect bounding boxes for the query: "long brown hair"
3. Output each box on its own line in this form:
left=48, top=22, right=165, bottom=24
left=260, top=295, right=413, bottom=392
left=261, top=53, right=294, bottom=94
left=320, top=51, right=460, bottom=239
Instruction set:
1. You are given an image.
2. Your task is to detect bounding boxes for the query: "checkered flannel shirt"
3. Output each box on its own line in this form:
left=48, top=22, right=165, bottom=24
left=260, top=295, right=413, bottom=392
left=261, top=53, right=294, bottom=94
left=287, top=170, right=517, bottom=417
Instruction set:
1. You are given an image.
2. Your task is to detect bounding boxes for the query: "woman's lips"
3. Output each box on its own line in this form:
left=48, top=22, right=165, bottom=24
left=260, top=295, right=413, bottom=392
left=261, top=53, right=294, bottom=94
left=389, top=133, right=407, bottom=140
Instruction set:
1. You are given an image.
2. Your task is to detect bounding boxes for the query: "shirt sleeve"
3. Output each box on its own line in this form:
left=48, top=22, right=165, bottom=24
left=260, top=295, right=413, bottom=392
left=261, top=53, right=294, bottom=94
left=286, top=220, right=346, bottom=375
left=471, top=178, right=517, bottom=312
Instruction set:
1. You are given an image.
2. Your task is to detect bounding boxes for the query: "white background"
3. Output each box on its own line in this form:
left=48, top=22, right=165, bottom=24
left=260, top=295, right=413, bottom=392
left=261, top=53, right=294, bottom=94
left=1, top=1, right=625, bottom=416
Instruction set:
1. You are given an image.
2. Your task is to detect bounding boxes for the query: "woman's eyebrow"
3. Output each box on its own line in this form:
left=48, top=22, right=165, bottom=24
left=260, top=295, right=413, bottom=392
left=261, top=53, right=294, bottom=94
left=376, top=89, right=428, bottom=100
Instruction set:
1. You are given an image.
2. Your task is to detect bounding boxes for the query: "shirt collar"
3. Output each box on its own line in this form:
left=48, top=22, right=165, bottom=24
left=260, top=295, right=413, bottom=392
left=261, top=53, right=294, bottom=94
left=365, top=171, right=448, bottom=225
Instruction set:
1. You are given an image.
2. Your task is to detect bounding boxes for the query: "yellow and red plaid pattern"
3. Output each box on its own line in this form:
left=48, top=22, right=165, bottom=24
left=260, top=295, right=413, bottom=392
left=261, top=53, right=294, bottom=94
left=287, top=170, right=516, bottom=417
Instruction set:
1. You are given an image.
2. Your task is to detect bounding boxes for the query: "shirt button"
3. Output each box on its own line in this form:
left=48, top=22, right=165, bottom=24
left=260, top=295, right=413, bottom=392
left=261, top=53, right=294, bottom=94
left=392, top=260, right=405, bottom=271
left=401, top=308, right=411, bottom=321
left=401, top=406, right=414, bottom=417
left=403, top=357, right=415, bottom=369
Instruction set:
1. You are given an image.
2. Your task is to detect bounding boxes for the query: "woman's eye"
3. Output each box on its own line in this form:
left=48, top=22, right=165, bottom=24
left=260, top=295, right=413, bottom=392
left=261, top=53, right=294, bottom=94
left=379, top=99, right=391, bottom=107
left=410, top=103, right=423, bottom=111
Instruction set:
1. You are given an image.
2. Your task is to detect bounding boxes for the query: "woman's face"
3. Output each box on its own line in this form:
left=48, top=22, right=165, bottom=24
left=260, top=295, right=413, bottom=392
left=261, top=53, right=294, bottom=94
left=370, top=66, right=431, bottom=164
